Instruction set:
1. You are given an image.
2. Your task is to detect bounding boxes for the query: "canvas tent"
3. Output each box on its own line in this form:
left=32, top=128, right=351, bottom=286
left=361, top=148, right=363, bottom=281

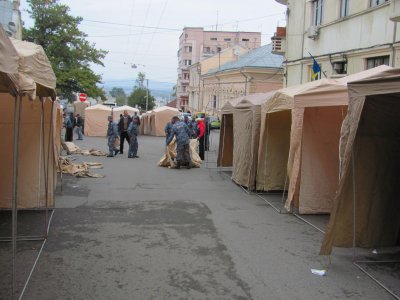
left=73, top=100, right=90, bottom=118
left=217, top=96, right=245, bottom=167
left=257, top=65, right=391, bottom=214
left=320, top=68, right=400, bottom=255
left=231, top=92, right=276, bottom=191
left=84, top=104, right=112, bottom=136
left=150, top=106, right=179, bottom=137
left=112, top=105, right=140, bottom=120
left=0, top=36, right=57, bottom=209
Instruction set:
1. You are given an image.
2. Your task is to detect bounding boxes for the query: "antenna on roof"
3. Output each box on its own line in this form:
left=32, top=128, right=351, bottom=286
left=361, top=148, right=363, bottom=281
left=216, top=10, right=219, bottom=31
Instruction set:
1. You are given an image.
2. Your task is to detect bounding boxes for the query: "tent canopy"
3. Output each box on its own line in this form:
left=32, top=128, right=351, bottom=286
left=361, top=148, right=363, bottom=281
left=73, top=100, right=91, bottom=118
left=0, top=27, right=18, bottom=95
left=150, top=106, right=179, bottom=136
left=84, top=104, right=112, bottom=136
left=321, top=68, right=400, bottom=255
left=11, top=38, right=56, bottom=99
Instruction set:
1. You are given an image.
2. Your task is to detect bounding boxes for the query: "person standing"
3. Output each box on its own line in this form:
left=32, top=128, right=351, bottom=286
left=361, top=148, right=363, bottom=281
left=117, top=110, right=132, bottom=154
left=166, top=116, right=192, bottom=169
left=164, top=121, right=173, bottom=143
left=64, top=112, right=74, bottom=142
left=107, top=115, right=119, bottom=157
left=197, top=118, right=205, bottom=160
left=183, top=116, right=196, bottom=139
left=128, top=117, right=139, bottom=158
left=190, top=116, right=198, bottom=138
left=74, top=113, right=84, bottom=140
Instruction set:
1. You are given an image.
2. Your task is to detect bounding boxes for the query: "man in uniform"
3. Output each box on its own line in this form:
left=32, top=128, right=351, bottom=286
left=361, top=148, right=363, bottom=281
left=166, top=116, right=192, bottom=169
left=74, top=113, right=84, bottom=140
left=128, top=117, right=139, bottom=158
left=164, top=120, right=173, bottom=143
left=118, top=110, right=132, bottom=154
left=107, top=115, right=119, bottom=157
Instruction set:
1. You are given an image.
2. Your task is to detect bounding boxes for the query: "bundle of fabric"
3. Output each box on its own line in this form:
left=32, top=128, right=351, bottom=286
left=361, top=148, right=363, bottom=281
left=62, top=141, right=108, bottom=156
left=158, top=138, right=202, bottom=168
left=59, top=157, right=105, bottom=178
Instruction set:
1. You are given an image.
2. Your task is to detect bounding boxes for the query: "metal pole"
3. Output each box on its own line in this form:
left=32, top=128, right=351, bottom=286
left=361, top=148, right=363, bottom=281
left=146, top=79, right=149, bottom=112
left=12, top=95, right=22, bottom=299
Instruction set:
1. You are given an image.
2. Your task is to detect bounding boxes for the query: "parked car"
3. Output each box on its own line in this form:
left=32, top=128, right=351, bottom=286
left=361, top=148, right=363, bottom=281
left=209, top=116, right=221, bottom=129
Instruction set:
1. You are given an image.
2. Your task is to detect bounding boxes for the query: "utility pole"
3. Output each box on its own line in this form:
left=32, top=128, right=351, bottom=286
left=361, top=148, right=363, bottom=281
left=146, top=79, right=149, bottom=111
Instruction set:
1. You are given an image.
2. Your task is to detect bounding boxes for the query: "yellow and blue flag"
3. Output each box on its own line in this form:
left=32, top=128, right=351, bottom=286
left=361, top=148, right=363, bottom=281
left=308, top=51, right=321, bottom=80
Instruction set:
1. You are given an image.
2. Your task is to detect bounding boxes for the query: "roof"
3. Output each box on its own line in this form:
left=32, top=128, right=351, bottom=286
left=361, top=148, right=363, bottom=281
left=206, top=44, right=283, bottom=75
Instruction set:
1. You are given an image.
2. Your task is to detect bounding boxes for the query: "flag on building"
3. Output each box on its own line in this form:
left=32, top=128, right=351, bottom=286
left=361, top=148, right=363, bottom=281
left=312, top=58, right=321, bottom=80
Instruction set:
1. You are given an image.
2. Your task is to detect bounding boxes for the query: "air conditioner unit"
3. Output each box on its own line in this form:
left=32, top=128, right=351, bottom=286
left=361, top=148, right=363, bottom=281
left=390, top=0, right=400, bottom=22
left=307, top=26, right=319, bottom=40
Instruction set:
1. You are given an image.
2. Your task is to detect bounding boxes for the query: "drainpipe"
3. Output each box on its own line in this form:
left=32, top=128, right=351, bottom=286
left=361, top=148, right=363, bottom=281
left=215, top=73, right=221, bottom=114
left=392, top=21, right=398, bottom=67
left=197, top=65, right=202, bottom=111
left=239, top=68, right=250, bottom=95
left=300, top=0, right=308, bottom=84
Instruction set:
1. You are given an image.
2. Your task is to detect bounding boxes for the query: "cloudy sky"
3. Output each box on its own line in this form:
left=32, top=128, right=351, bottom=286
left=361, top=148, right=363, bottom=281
left=20, top=0, right=286, bottom=90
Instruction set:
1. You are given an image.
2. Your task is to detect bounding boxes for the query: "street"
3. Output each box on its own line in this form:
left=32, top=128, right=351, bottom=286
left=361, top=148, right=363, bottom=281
left=19, top=132, right=394, bottom=299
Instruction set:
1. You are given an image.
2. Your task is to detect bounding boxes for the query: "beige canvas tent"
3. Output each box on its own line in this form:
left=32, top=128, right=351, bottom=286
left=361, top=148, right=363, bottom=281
left=150, top=106, right=179, bottom=137
left=0, top=34, right=57, bottom=209
left=142, top=112, right=152, bottom=135
left=84, top=104, right=112, bottom=136
left=112, top=105, right=140, bottom=120
left=217, top=96, right=245, bottom=167
left=320, top=68, right=400, bottom=255
left=257, top=65, right=391, bottom=214
left=73, top=100, right=90, bottom=118
left=232, top=92, right=276, bottom=191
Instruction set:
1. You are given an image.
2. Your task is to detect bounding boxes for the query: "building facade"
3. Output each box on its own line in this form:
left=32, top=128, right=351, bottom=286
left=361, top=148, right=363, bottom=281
left=0, top=0, right=22, bottom=39
left=187, top=46, right=249, bottom=112
left=177, top=27, right=261, bottom=110
left=200, top=44, right=284, bottom=115
left=275, top=0, right=400, bottom=86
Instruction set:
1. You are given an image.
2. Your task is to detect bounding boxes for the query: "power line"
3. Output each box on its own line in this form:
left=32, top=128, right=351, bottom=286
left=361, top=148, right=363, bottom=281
left=82, top=18, right=180, bottom=31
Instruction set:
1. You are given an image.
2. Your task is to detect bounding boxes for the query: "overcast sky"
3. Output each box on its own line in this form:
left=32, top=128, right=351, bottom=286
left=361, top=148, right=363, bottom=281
left=20, top=0, right=286, bottom=89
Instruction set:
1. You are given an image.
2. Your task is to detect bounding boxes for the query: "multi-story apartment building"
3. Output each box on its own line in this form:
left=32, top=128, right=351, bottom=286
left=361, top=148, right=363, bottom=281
left=275, top=0, right=400, bottom=86
left=0, top=0, right=22, bottom=39
left=177, top=27, right=261, bottom=110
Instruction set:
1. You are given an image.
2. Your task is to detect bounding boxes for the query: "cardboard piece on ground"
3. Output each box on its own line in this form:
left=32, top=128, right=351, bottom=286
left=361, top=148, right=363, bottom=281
left=158, top=138, right=202, bottom=168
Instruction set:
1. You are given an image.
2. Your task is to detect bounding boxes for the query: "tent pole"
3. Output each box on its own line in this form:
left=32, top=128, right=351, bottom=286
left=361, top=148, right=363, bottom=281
left=352, top=146, right=357, bottom=261
left=37, top=103, right=44, bottom=207
left=12, top=95, right=22, bottom=299
left=44, top=100, right=54, bottom=237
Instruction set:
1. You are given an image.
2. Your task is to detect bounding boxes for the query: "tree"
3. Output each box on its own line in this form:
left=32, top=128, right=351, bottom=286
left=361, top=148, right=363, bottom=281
left=23, top=0, right=107, bottom=101
left=110, top=87, right=127, bottom=106
left=128, top=73, right=155, bottom=111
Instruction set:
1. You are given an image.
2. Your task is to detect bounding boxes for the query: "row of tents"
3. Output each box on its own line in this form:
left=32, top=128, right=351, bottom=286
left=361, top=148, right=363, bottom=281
left=217, top=65, right=400, bottom=255
left=76, top=104, right=179, bottom=137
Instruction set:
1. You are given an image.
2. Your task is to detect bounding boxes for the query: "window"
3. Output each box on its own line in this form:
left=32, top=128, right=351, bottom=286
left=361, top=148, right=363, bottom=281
left=340, top=0, right=349, bottom=17
left=183, top=73, right=189, bottom=80
left=210, top=37, right=217, bottom=41
left=217, top=47, right=222, bottom=52
left=204, top=47, right=211, bottom=53
left=370, top=0, right=389, bottom=7
left=224, top=38, right=231, bottom=41
left=313, top=0, right=323, bottom=26
left=212, top=95, right=217, bottom=108
left=242, top=38, right=249, bottom=42
left=366, top=55, right=390, bottom=69
left=185, top=46, right=192, bottom=53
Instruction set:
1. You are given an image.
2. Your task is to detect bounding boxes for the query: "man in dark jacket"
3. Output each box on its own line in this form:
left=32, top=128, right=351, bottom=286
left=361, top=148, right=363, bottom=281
left=166, top=116, right=192, bottom=169
left=117, top=110, right=132, bottom=154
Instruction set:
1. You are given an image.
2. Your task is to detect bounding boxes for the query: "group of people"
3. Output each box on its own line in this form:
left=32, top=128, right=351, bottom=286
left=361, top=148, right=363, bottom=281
left=107, top=110, right=140, bottom=158
left=164, top=115, right=210, bottom=169
left=63, top=111, right=84, bottom=142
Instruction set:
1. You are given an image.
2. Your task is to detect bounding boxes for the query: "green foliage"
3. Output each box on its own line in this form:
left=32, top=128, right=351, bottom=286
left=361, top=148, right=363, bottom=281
left=110, top=87, right=127, bottom=106
left=135, top=72, right=146, bottom=89
left=23, top=0, right=107, bottom=101
left=128, top=87, right=155, bottom=111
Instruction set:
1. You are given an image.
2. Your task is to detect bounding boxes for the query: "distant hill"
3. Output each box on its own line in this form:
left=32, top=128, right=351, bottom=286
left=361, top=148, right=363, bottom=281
left=102, top=79, right=175, bottom=98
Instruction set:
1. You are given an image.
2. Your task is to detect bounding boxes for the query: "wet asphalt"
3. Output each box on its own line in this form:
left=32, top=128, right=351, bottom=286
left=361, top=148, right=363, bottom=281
left=14, top=131, right=397, bottom=299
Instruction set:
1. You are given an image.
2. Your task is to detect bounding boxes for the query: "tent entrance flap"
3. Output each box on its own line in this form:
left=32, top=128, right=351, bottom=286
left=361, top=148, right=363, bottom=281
left=298, top=106, right=346, bottom=214
left=217, top=114, right=233, bottom=167
left=351, top=94, right=400, bottom=248
left=256, top=110, right=291, bottom=191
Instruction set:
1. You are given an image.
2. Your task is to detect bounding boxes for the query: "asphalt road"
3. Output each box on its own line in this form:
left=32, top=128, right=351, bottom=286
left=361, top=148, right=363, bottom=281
left=16, top=132, right=396, bottom=299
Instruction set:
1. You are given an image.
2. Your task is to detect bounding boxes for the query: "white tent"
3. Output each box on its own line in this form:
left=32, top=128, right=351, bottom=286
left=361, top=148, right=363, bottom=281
left=84, top=104, right=112, bottom=136
left=112, top=105, right=140, bottom=120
